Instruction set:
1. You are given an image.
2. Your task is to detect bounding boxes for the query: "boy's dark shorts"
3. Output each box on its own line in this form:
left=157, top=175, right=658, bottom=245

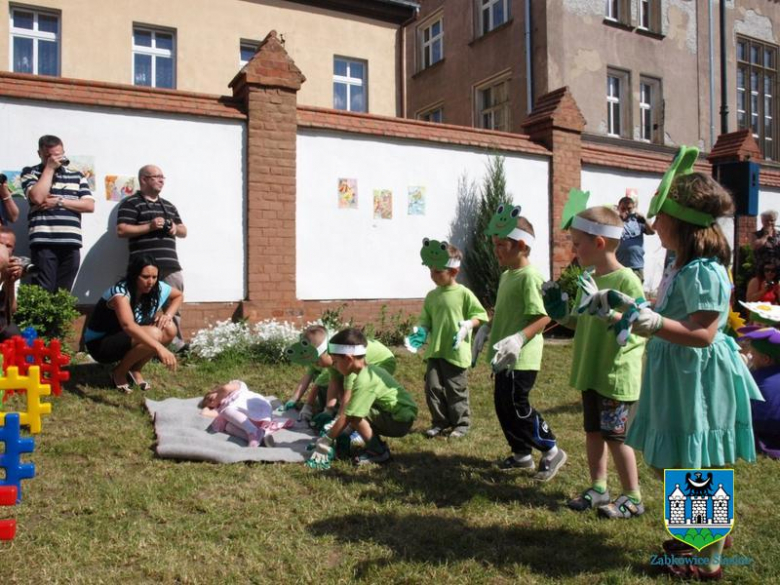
left=582, top=389, right=634, bottom=442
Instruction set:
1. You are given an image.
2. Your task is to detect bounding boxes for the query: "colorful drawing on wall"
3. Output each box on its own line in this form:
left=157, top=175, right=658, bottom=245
left=0, top=171, right=23, bottom=196
left=407, top=186, right=426, bottom=216
left=105, top=175, right=136, bottom=202
left=338, top=178, right=358, bottom=209
left=373, top=189, right=393, bottom=220
left=69, top=156, right=96, bottom=191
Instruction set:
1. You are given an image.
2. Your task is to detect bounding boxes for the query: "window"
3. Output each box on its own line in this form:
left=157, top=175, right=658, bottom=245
left=9, top=7, right=59, bottom=76
left=133, top=26, right=175, bottom=89
left=333, top=57, right=367, bottom=113
left=240, top=41, right=259, bottom=67
left=479, top=0, right=510, bottom=36
left=607, top=69, right=630, bottom=138
left=477, top=77, right=510, bottom=131
left=604, top=0, right=630, bottom=26
left=639, top=76, right=662, bottom=143
left=418, top=107, right=443, bottom=123
left=638, top=0, right=662, bottom=33
left=420, top=18, right=443, bottom=69
left=737, top=36, right=778, bottom=160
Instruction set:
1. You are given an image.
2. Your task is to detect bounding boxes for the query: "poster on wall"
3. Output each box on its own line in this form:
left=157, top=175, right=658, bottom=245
left=69, top=155, right=96, bottom=191
left=338, top=178, right=358, bottom=209
left=407, top=186, right=426, bottom=216
left=373, top=189, right=393, bottom=220
left=625, top=187, right=639, bottom=206
left=105, top=175, right=136, bottom=202
left=0, top=170, right=24, bottom=196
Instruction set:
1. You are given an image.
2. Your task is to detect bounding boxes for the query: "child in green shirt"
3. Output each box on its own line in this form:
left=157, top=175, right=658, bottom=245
left=487, top=208, right=566, bottom=482
left=543, top=205, right=646, bottom=518
left=405, top=240, right=488, bottom=438
left=307, top=328, right=418, bottom=469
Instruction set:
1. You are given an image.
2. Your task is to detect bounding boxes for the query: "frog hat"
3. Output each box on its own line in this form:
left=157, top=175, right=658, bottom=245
left=484, top=204, right=535, bottom=246
left=560, top=188, right=623, bottom=239
left=647, top=145, right=715, bottom=227
left=285, top=336, right=329, bottom=366
left=420, top=238, right=459, bottom=270
left=738, top=326, right=780, bottom=361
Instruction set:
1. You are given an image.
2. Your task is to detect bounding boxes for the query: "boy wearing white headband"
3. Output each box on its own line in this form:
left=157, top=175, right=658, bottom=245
left=307, top=328, right=418, bottom=469
left=487, top=210, right=566, bottom=481
left=405, top=240, right=488, bottom=439
left=543, top=203, right=647, bottom=518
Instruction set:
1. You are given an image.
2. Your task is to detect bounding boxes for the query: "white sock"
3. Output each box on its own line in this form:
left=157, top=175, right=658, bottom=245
left=513, top=454, right=533, bottom=463
left=543, top=446, right=559, bottom=461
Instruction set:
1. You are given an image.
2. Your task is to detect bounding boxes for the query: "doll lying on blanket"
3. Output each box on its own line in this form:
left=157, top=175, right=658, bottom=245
left=200, top=380, right=294, bottom=447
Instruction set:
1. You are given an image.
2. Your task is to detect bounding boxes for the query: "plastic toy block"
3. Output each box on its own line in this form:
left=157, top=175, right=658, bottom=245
left=0, top=367, right=52, bottom=434
left=21, top=339, right=70, bottom=397
left=0, top=414, right=35, bottom=503
left=0, top=486, right=18, bottom=541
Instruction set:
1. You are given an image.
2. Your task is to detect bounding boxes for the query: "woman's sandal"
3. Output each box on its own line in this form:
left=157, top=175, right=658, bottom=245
left=597, top=495, right=645, bottom=519
left=567, top=488, right=611, bottom=511
left=127, top=372, right=152, bottom=391
left=110, top=372, right=132, bottom=394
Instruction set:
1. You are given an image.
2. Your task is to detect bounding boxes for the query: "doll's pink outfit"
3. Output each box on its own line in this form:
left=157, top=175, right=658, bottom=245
left=211, top=381, right=293, bottom=446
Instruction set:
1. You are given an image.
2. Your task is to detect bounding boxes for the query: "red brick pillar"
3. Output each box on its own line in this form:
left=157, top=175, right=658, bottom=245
left=230, top=31, right=306, bottom=321
left=522, top=87, right=586, bottom=278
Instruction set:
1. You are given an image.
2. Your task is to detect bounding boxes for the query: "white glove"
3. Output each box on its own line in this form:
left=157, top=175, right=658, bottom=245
left=471, top=324, right=490, bottom=367
left=306, top=436, right=334, bottom=469
left=630, top=307, right=663, bottom=338
left=298, top=403, right=313, bottom=422
left=490, top=332, right=527, bottom=373
left=578, top=273, right=635, bottom=318
left=453, top=320, right=475, bottom=349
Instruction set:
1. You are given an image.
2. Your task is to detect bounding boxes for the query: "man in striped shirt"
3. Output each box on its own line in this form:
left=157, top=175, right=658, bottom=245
left=116, top=164, right=188, bottom=348
left=22, top=135, right=95, bottom=292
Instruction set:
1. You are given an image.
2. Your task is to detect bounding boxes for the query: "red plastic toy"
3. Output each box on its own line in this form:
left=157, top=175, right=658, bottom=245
left=1, top=336, right=70, bottom=400
left=0, top=485, right=17, bottom=541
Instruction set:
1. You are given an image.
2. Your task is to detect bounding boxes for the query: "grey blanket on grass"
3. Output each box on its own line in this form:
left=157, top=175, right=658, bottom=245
left=145, top=397, right=317, bottom=463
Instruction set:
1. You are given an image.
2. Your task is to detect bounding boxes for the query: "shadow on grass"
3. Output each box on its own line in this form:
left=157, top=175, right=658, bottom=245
left=327, top=452, right=567, bottom=510
left=543, top=399, right=583, bottom=417
left=309, top=511, right=638, bottom=580
left=65, top=362, right=140, bottom=411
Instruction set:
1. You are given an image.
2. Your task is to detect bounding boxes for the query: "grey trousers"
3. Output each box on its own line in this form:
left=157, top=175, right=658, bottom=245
left=425, top=358, right=469, bottom=431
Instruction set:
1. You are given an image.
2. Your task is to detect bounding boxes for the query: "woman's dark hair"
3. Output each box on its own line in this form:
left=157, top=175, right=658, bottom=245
left=123, top=254, right=161, bottom=323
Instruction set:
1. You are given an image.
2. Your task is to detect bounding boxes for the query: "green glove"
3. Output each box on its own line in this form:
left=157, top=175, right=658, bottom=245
left=306, top=436, right=335, bottom=470
left=311, top=409, right=335, bottom=432
left=283, top=399, right=298, bottom=411
left=403, top=326, right=428, bottom=353
left=541, top=281, right=569, bottom=321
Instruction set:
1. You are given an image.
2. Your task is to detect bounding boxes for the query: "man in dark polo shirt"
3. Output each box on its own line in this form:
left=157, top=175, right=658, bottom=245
left=21, top=135, right=95, bottom=292
left=116, top=164, right=187, bottom=348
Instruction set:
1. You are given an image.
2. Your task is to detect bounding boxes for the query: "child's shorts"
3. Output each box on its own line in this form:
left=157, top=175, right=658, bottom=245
left=582, top=389, right=634, bottom=443
left=368, top=409, right=414, bottom=438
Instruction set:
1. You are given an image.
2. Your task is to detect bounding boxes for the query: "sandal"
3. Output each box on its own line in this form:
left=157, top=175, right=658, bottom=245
left=597, top=494, right=645, bottom=519
left=110, top=372, right=132, bottom=394
left=663, top=534, right=733, bottom=556
left=127, top=372, right=152, bottom=391
left=665, top=563, right=723, bottom=581
left=567, top=488, right=611, bottom=511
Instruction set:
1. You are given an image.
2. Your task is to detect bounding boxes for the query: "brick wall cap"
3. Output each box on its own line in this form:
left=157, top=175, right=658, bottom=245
left=231, top=30, right=306, bottom=95
left=522, top=87, right=586, bottom=134
left=708, top=129, right=763, bottom=164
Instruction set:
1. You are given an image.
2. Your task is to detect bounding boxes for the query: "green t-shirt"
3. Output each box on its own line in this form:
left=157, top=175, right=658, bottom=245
left=344, top=364, right=418, bottom=423
left=307, top=365, right=331, bottom=388
left=488, top=265, right=547, bottom=371
left=331, top=338, right=396, bottom=390
left=418, top=284, right=488, bottom=368
left=570, top=267, right=646, bottom=401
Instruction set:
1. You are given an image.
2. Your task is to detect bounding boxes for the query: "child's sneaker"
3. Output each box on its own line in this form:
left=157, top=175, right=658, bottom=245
left=353, top=444, right=391, bottom=466
left=448, top=428, right=468, bottom=439
left=497, top=455, right=535, bottom=470
left=425, top=426, right=444, bottom=438
left=597, top=495, right=645, bottom=519
left=568, top=488, right=611, bottom=511
left=349, top=430, right=365, bottom=449
left=533, top=448, right=567, bottom=482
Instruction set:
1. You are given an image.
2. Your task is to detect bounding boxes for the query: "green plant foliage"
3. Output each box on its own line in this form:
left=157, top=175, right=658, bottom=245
left=15, top=284, right=79, bottom=341
left=734, top=244, right=755, bottom=303
left=460, top=156, right=514, bottom=310
left=556, top=264, right=585, bottom=311
left=364, top=305, right=416, bottom=347
left=320, top=303, right=352, bottom=333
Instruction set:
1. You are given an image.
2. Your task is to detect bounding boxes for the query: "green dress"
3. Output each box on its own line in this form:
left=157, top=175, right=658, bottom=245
left=625, top=258, right=762, bottom=469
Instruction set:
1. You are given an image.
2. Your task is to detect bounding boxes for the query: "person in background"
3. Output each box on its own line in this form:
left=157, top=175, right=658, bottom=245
left=616, top=195, right=655, bottom=283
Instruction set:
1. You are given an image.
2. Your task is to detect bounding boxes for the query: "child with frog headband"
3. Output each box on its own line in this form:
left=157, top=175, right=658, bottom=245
left=484, top=204, right=566, bottom=481
left=542, top=190, right=647, bottom=519
left=578, top=147, right=762, bottom=580
left=403, top=239, right=488, bottom=439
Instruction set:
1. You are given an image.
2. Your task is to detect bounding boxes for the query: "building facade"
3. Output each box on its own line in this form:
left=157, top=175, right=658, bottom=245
left=406, top=0, right=780, bottom=162
left=1, top=0, right=417, bottom=116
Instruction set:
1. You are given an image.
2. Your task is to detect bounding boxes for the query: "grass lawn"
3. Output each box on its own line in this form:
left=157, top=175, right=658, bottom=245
left=1, top=344, right=775, bottom=584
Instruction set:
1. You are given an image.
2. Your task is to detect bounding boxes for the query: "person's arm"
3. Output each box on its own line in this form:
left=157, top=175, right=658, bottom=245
left=61, top=197, right=95, bottom=213
left=639, top=214, right=656, bottom=235
left=1, top=184, right=19, bottom=223
left=326, top=387, right=352, bottom=440
left=27, top=158, right=60, bottom=206
left=752, top=230, right=771, bottom=250
left=153, top=286, right=183, bottom=330
left=117, top=219, right=162, bottom=238
left=746, top=278, right=763, bottom=302
left=290, top=372, right=315, bottom=403
left=521, top=315, right=551, bottom=340
left=653, top=310, right=720, bottom=348
left=110, top=295, right=177, bottom=369
left=171, top=222, right=187, bottom=238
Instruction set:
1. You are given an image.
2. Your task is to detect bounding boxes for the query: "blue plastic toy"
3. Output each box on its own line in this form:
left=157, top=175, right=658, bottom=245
left=0, top=413, right=35, bottom=503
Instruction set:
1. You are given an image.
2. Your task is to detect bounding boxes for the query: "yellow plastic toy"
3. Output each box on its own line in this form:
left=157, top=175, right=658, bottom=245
left=0, top=366, right=52, bottom=434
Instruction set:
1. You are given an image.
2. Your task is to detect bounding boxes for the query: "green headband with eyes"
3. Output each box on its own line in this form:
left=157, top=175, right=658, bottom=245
left=485, top=204, right=522, bottom=238
left=284, top=338, right=327, bottom=366
left=420, top=238, right=459, bottom=270
left=647, top=146, right=716, bottom=227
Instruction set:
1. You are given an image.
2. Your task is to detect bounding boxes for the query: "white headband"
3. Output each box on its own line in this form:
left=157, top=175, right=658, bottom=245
left=506, top=228, right=536, bottom=246
left=571, top=216, right=623, bottom=239
left=445, top=258, right=461, bottom=268
left=316, top=339, right=328, bottom=357
left=328, top=343, right=367, bottom=355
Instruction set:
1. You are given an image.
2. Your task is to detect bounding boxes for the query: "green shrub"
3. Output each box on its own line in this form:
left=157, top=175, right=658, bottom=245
left=15, top=284, right=79, bottom=341
left=556, top=263, right=585, bottom=311
left=364, top=305, right=416, bottom=347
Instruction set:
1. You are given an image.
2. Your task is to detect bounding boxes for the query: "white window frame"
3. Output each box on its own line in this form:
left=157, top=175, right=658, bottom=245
left=333, top=57, right=367, bottom=113
left=476, top=76, right=511, bottom=131
left=638, top=0, right=651, bottom=30
left=605, top=0, right=620, bottom=22
left=478, top=0, right=510, bottom=36
left=639, top=76, right=662, bottom=143
left=607, top=69, right=630, bottom=138
left=9, top=6, right=60, bottom=76
left=239, top=40, right=260, bottom=67
left=132, top=26, right=176, bottom=89
left=420, top=17, right=443, bottom=70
